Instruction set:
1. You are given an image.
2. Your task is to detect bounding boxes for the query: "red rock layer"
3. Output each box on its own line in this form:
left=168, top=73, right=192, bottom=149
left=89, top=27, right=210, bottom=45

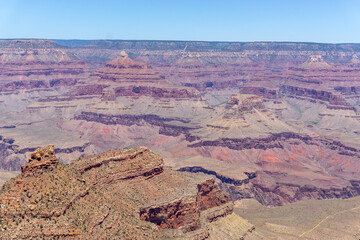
left=139, top=179, right=232, bottom=232
left=114, top=85, right=201, bottom=98
left=281, top=85, right=354, bottom=109
left=93, top=52, right=169, bottom=86
left=239, top=87, right=280, bottom=99
left=0, top=49, right=88, bottom=82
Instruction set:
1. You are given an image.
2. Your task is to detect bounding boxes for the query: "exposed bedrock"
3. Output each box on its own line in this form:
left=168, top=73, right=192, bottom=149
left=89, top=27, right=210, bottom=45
left=0, top=48, right=90, bottom=78
left=240, top=85, right=356, bottom=110
left=189, top=132, right=360, bottom=155
left=251, top=181, right=360, bottom=206
left=74, top=115, right=351, bottom=152
left=139, top=178, right=232, bottom=232
left=224, top=93, right=265, bottom=114
left=21, top=144, right=58, bottom=176
left=114, top=85, right=201, bottom=98
left=0, top=135, right=92, bottom=171
left=74, top=112, right=199, bottom=141
left=1, top=146, right=237, bottom=239
left=280, top=85, right=353, bottom=108
left=93, top=52, right=169, bottom=85
left=334, top=86, right=360, bottom=95
left=188, top=132, right=306, bottom=151
left=0, top=79, right=78, bottom=92
left=179, top=166, right=360, bottom=207
left=139, top=197, right=201, bottom=232
left=76, top=147, right=164, bottom=181
left=239, top=87, right=281, bottom=99
left=183, top=79, right=246, bottom=91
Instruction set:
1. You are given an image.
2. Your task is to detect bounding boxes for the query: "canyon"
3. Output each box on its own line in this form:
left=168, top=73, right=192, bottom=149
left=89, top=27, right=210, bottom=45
left=2, top=39, right=360, bottom=238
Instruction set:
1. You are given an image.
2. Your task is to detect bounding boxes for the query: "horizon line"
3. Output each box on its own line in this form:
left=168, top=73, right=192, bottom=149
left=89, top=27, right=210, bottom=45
left=1, top=38, right=360, bottom=45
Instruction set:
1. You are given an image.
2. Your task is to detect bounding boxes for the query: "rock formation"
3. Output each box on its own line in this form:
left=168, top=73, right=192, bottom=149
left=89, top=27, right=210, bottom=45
left=139, top=178, right=232, bottom=232
left=20, top=144, right=58, bottom=176
left=0, top=48, right=89, bottom=84
left=280, top=85, right=354, bottom=110
left=299, top=55, right=332, bottom=69
left=0, top=146, right=254, bottom=239
left=93, top=51, right=169, bottom=86
left=199, top=94, right=296, bottom=139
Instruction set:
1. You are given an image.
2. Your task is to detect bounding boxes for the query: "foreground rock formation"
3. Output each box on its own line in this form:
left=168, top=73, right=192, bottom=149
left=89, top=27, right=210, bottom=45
left=0, top=145, right=260, bottom=239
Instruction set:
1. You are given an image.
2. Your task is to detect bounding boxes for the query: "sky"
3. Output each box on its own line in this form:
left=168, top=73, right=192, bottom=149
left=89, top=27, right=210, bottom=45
left=0, top=0, right=359, bottom=43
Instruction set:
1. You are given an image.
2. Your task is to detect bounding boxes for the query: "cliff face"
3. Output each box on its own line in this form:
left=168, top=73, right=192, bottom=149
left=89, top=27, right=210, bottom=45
left=114, top=85, right=201, bottom=99
left=239, top=87, right=280, bottom=99
left=0, top=146, right=242, bottom=239
left=0, top=49, right=89, bottom=84
left=224, top=94, right=265, bottom=116
left=0, top=39, right=65, bottom=49
left=139, top=178, right=232, bottom=232
left=280, top=85, right=354, bottom=109
left=93, top=51, right=169, bottom=86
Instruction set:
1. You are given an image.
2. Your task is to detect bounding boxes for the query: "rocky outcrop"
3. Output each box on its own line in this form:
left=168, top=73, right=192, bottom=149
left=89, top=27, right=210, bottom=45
left=197, top=179, right=231, bottom=210
left=189, top=133, right=290, bottom=150
left=71, top=84, right=105, bottom=96
left=91, top=52, right=204, bottom=99
left=224, top=94, right=265, bottom=117
left=74, top=112, right=199, bottom=141
left=20, top=145, right=58, bottom=176
left=190, top=132, right=360, bottom=155
left=298, top=55, right=331, bottom=69
left=334, top=86, right=360, bottom=95
left=0, top=146, right=237, bottom=239
left=139, top=197, right=201, bottom=232
left=0, top=136, right=93, bottom=171
left=0, top=79, right=78, bottom=92
left=114, top=85, right=201, bottom=98
left=76, top=147, right=164, bottom=182
left=93, top=51, right=168, bottom=85
left=252, top=181, right=360, bottom=206
left=0, top=39, right=65, bottom=49
left=183, top=79, right=245, bottom=91
left=0, top=49, right=88, bottom=82
left=280, top=85, right=355, bottom=109
left=0, top=136, right=24, bottom=171
left=284, top=54, right=360, bottom=88
left=178, top=165, right=360, bottom=207
left=239, top=87, right=280, bottom=99
left=139, top=178, right=232, bottom=232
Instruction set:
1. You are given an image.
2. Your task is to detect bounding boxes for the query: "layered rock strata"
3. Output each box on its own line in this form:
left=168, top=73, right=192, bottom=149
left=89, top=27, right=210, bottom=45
left=20, top=144, right=57, bottom=176
left=93, top=51, right=168, bottom=86
left=139, top=178, right=232, bottom=232
left=0, top=49, right=88, bottom=83
left=0, top=146, right=243, bottom=239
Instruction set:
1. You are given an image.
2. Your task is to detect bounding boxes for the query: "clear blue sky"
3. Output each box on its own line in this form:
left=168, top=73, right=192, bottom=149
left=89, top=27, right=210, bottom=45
left=1, top=0, right=359, bottom=43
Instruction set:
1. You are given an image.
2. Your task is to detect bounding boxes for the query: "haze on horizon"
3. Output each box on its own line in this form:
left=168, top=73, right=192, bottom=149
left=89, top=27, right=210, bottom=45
left=0, top=0, right=360, bottom=44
